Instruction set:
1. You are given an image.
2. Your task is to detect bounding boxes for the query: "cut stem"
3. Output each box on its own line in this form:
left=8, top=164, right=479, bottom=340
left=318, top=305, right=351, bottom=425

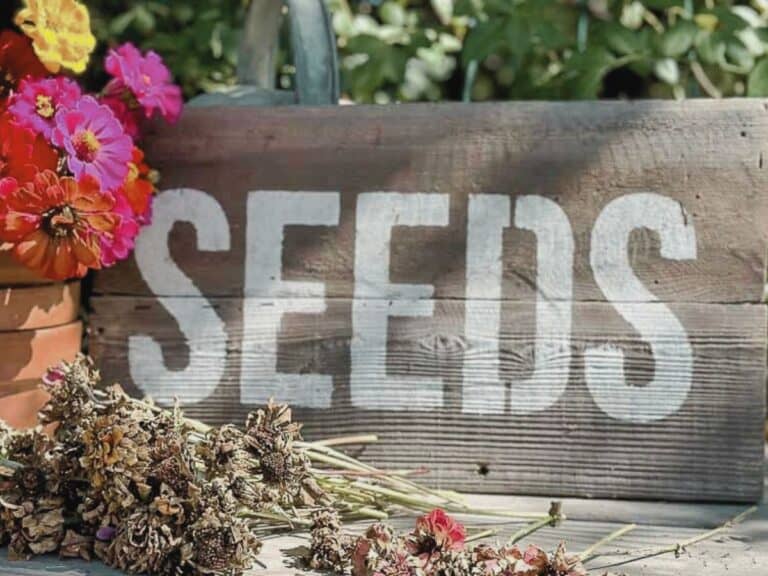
left=508, top=516, right=555, bottom=545
left=508, top=502, right=563, bottom=545
left=314, top=435, right=379, bottom=447
left=465, top=528, right=498, bottom=544
left=578, top=523, right=636, bottom=562
left=590, top=506, right=757, bottom=570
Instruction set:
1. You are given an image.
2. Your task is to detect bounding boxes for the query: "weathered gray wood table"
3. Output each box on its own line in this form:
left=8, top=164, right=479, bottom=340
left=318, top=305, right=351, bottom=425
left=1, top=449, right=764, bottom=575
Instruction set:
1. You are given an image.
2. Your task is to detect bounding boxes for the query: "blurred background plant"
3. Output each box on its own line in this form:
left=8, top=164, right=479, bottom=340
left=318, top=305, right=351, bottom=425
left=58, top=1, right=768, bottom=102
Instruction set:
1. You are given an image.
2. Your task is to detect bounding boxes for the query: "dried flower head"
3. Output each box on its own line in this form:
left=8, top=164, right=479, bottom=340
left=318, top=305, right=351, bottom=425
left=180, top=508, right=262, bottom=576
left=243, top=400, right=321, bottom=508
left=7, top=497, right=65, bottom=560
left=59, top=529, right=93, bottom=561
left=39, top=354, right=100, bottom=426
left=309, top=509, right=353, bottom=573
left=102, top=507, right=181, bottom=575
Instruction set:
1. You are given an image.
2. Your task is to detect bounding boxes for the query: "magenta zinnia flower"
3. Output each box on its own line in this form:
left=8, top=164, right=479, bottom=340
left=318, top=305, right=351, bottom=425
left=52, top=96, right=132, bottom=191
left=9, top=77, right=82, bottom=139
left=104, top=42, right=183, bottom=124
left=99, top=193, right=141, bottom=267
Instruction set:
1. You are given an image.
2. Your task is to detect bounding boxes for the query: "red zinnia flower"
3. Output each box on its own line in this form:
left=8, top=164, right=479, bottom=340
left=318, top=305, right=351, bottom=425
left=0, top=170, right=119, bottom=280
left=0, top=30, right=47, bottom=101
left=0, top=111, right=57, bottom=183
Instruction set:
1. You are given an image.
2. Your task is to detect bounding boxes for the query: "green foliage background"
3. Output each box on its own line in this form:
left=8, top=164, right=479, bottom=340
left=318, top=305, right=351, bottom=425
left=89, top=0, right=768, bottom=102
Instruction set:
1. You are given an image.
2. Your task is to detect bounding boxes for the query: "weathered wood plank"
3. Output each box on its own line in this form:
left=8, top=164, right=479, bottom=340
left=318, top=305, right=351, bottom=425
left=90, top=297, right=765, bottom=502
left=94, top=100, right=768, bottom=303
left=90, top=100, right=768, bottom=501
left=1, top=477, right=766, bottom=576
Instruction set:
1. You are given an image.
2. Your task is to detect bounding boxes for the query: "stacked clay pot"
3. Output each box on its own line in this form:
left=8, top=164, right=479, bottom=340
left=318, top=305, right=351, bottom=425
left=0, top=253, right=82, bottom=428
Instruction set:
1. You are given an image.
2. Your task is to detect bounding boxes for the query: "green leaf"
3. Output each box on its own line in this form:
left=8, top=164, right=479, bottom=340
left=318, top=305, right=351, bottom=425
left=562, top=47, right=615, bottom=98
left=504, top=16, right=530, bottom=58
left=600, top=22, right=647, bottom=56
left=210, top=23, right=224, bottom=59
left=747, top=58, right=768, bottom=96
left=654, top=58, right=680, bottom=85
left=133, top=4, right=156, bottom=34
left=658, top=21, right=698, bottom=58
left=380, top=2, right=406, bottom=27
left=695, top=32, right=727, bottom=65
left=699, top=7, right=750, bottom=32
left=462, top=19, right=505, bottom=65
left=431, top=0, right=454, bottom=26
left=109, top=10, right=136, bottom=35
left=726, top=41, right=754, bottom=72
left=643, top=0, right=685, bottom=8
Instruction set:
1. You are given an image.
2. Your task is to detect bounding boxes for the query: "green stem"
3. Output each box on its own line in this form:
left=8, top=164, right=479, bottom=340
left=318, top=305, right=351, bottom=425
left=238, top=510, right=313, bottom=528
left=508, top=516, right=557, bottom=545
left=590, top=506, right=757, bottom=570
left=313, top=435, right=378, bottom=447
left=465, top=528, right=498, bottom=544
left=578, top=523, right=636, bottom=562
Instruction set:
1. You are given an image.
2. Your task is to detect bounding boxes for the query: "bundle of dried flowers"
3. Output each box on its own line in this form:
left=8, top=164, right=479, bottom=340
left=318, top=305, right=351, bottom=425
left=0, top=355, right=552, bottom=575
left=308, top=508, right=588, bottom=576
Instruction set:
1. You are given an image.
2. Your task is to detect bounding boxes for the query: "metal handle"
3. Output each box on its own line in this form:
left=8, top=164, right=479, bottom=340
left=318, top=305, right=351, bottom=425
left=234, top=0, right=339, bottom=105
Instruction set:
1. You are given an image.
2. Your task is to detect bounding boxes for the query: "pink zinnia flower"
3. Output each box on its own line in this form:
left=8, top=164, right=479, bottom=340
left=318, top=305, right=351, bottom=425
left=104, top=42, right=183, bottom=124
left=99, top=193, right=140, bottom=267
left=9, top=76, right=81, bottom=139
left=414, top=509, right=466, bottom=552
left=52, top=96, right=132, bottom=191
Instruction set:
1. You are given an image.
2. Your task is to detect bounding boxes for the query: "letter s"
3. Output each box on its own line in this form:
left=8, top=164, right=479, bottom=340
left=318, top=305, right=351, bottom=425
left=587, top=193, right=696, bottom=422
left=130, top=188, right=231, bottom=404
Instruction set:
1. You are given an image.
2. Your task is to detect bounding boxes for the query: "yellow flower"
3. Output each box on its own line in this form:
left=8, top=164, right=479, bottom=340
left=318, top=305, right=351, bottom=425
left=14, top=0, right=96, bottom=74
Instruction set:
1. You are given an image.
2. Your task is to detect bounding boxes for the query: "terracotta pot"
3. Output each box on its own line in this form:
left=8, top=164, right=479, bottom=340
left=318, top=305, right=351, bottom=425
left=0, top=252, right=51, bottom=286
left=0, top=254, right=83, bottom=428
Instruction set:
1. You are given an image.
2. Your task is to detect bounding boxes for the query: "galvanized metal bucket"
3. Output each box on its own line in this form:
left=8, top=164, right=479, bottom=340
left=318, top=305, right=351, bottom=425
left=190, top=0, right=339, bottom=107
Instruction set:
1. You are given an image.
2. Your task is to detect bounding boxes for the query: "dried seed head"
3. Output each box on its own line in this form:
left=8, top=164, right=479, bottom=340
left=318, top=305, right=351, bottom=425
left=59, top=529, right=93, bottom=561
left=182, top=508, right=262, bottom=575
left=152, top=453, right=194, bottom=497
left=259, top=451, right=288, bottom=484
left=13, top=466, right=46, bottom=497
left=103, top=508, right=181, bottom=575
left=7, top=498, right=66, bottom=560
left=39, top=354, right=99, bottom=426
left=308, top=509, right=353, bottom=573
left=197, top=425, right=250, bottom=473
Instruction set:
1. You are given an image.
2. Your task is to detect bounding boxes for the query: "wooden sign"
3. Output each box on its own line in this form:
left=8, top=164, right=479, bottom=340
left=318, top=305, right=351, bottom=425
left=90, top=101, right=768, bottom=502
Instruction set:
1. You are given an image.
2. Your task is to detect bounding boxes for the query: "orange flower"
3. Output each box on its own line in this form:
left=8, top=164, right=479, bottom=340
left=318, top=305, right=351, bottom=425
left=120, top=147, right=154, bottom=217
left=0, top=170, right=118, bottom=279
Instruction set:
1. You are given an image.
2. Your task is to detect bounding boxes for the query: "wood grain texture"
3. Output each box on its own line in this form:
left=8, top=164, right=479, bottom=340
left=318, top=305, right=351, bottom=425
left=94, top=100, right=768, bottom=303
left=0, top=458, right=766, bottom=575
left=90, top=297, right=765, bottom=502
left=90, top=101, right=768, bottom=502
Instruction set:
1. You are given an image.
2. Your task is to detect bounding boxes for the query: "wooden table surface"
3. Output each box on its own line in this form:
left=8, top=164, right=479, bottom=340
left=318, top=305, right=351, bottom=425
left=1, top=450, right=765, bottom=575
